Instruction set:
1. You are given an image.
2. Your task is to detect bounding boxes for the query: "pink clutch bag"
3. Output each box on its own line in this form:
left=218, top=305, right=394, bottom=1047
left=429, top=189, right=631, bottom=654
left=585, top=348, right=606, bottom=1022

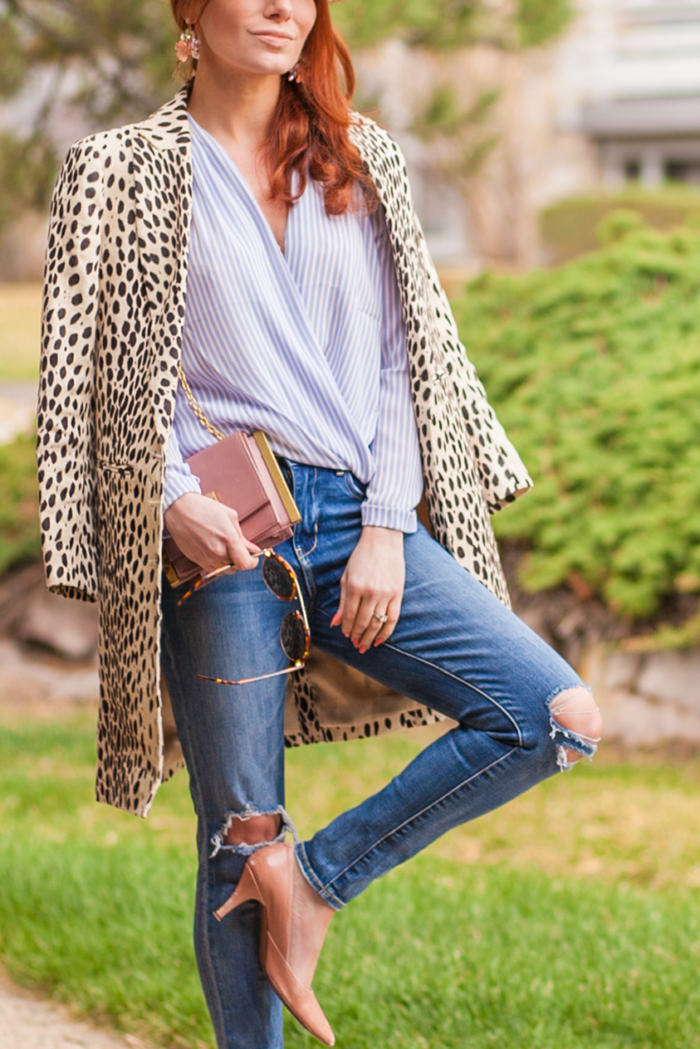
left=163, top=430, right=301, bottom=587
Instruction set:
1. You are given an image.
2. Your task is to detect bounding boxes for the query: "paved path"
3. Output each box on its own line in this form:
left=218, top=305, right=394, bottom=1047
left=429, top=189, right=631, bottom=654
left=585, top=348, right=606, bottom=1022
left=0, top=971, right=148, bottom=1049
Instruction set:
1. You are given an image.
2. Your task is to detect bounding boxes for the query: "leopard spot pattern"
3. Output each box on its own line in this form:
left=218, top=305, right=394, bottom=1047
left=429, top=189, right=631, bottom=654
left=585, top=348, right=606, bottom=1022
left=38, top=89, right=532, bottom=816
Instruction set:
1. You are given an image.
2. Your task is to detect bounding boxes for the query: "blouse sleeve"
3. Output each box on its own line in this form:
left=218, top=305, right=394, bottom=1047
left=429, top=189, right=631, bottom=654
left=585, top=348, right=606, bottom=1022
left=361, top=211, right=423, bottom=534
left=164, top=420, right=202, bottom=511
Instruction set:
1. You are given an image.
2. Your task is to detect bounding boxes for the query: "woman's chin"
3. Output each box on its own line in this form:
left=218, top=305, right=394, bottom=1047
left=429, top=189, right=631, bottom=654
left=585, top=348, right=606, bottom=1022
left=207, top=54, right=295, bottom=81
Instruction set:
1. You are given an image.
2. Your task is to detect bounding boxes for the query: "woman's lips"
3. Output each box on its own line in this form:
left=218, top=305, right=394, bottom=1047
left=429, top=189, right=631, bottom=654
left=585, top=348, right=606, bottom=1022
left=252, top=31, right=294, bottom=46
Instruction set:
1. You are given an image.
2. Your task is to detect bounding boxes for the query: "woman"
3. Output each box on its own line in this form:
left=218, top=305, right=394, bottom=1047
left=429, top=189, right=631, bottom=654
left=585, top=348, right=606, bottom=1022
left=37, top=1, right=602, bottom=1046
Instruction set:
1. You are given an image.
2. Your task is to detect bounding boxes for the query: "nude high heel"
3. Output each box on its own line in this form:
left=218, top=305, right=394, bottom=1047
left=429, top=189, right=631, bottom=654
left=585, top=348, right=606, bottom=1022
left=214, top=842, right=335, bottom=1047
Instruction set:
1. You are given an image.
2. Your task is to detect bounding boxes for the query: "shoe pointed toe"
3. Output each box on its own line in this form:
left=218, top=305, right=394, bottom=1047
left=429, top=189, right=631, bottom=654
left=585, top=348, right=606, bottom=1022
left=263, top=929, right=335, bottom=1045
left=304, top=993, right=335, bottom=1047
left=220, top=842, right=335, bottom=1045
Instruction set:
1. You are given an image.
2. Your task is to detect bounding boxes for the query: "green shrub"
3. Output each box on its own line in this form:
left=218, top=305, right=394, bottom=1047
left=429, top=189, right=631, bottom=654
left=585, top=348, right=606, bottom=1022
left=541, top=186, right=700, bottom=263
left=452, top=219, right=700, bottom=619
left=0, top=431, right=40, bottom=574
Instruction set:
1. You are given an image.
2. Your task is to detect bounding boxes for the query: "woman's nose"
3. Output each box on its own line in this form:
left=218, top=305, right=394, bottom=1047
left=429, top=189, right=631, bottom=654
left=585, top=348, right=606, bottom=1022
left=264, top=0, right=294, bottom=20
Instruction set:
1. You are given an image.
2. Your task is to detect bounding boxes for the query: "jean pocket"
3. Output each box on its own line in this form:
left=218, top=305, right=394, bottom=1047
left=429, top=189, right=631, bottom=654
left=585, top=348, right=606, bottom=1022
left=344, top=472, right=367, bottom=501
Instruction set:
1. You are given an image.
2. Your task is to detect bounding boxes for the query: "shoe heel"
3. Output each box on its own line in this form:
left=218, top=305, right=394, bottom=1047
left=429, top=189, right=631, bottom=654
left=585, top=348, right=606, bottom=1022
left=213, top=863, right=261, bottom=923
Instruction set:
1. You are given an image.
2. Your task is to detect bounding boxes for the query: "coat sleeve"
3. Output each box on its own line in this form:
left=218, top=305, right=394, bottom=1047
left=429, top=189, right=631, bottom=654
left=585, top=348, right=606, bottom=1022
left=415, top=217, right=533, bottom=512
left=37, top=138, right=105, bottom=601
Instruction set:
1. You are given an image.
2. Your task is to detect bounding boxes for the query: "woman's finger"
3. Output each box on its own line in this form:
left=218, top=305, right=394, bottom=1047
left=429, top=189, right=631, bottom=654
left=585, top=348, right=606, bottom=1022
left=350, top=590, right=386, bottom=650
left=225, top=537, right=259, bottom=571
left=223, top=534, right=259, bottom=571
left=355, top=592, right=398, bottom=651
left=373, top=593, right=402, bottom=646
left=224, top=508, right=261, bottom=570
left=340, top=577, right=363, bottom=638
left=355, top=613, right=383, bottom=652
left=229, top=512, right=260, bottom=553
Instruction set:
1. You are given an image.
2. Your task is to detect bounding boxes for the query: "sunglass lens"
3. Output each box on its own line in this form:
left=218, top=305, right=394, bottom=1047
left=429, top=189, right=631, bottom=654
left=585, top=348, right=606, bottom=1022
left=263, top=557, right=296, bottom=601
left=280, top=612, right=308, bottom=663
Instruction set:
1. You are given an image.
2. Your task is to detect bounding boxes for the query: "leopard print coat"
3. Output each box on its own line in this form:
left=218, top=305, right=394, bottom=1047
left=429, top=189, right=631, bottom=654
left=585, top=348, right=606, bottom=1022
left=38, top=88, right=532, bottom=816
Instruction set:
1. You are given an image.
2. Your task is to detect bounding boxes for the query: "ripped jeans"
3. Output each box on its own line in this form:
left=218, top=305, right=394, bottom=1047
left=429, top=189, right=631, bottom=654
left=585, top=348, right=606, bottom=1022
left=160, top=462, right=594, bottom=1049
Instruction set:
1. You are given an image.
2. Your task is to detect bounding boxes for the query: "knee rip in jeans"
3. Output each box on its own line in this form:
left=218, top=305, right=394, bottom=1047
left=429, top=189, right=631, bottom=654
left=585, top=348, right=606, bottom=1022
left=210, top=805, right=298, bottom=859
left=547, top=686, right=602, bottom=771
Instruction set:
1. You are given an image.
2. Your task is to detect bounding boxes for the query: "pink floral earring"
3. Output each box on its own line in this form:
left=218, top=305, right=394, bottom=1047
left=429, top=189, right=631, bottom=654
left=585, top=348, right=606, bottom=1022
left=286, top=63, right=300, bottom=83
left=175, top=25, right=200, bottom=63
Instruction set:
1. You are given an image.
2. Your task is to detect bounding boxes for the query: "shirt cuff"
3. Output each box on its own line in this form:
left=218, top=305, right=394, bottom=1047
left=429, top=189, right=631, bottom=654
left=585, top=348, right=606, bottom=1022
left=361, top=502, right=417, bottom=534
left=163, top=473, right=202, bottom=514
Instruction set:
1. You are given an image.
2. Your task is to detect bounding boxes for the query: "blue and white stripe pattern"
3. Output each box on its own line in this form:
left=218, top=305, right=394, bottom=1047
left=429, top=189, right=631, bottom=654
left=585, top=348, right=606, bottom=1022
left=165, top=114, right=423, bottom=532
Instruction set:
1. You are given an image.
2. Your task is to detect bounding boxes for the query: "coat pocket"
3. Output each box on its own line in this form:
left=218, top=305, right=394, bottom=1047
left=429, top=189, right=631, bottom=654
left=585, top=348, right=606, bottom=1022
left=98, top=459, right=135, bottom=478
left=95, top=455, right=164, bottom=581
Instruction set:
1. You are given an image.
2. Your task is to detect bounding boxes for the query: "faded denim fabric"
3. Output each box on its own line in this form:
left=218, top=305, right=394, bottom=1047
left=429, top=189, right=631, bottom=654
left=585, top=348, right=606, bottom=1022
left=161, top=462, right=591, bottom=1049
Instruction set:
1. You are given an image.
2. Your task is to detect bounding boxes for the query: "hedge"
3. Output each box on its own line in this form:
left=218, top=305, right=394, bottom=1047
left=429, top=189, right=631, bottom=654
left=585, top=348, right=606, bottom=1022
left=541, top=187, right=700, bottom=263
left=452, top=213, right=700, bottom=620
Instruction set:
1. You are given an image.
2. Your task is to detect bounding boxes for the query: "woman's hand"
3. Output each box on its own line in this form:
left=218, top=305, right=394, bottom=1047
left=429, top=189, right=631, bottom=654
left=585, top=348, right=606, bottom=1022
left=330, top=526, right=405, bottom=653
left=164, top=493, right=261, bottom=574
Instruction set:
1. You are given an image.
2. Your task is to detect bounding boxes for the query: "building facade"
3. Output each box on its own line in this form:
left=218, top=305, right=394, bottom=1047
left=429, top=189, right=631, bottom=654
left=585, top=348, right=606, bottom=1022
left=356, top=0, right=700, bottom=268
left=565, top=0, right=700, bottom=187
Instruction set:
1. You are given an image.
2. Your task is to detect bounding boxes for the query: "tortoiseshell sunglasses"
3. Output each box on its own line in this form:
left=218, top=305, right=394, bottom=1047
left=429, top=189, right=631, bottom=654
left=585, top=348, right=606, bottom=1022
left=178, top=549, right=311, bottom=686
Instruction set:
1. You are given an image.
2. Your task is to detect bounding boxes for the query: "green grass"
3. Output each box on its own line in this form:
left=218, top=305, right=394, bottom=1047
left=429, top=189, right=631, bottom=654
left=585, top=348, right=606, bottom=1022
left=1, top=717, right=700, bottom=1047
left=0, top=282, right=41, bottom=380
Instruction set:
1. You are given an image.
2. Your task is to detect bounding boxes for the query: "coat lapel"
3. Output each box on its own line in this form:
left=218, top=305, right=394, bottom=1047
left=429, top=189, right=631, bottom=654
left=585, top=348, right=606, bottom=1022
left=127, top=90, right=194, bottom=447
left=133, top=87, right=192, bottom=151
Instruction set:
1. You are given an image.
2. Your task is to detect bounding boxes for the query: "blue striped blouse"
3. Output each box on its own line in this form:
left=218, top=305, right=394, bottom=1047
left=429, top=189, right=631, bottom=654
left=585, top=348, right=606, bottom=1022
left=164, top=114, right=423, bottom=532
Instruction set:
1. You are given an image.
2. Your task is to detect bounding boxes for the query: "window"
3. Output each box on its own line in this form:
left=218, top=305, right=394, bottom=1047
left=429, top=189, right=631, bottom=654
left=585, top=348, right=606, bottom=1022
left=624, top=159, right=641, bottom=181
left=664, top=160, right=700, bottom=184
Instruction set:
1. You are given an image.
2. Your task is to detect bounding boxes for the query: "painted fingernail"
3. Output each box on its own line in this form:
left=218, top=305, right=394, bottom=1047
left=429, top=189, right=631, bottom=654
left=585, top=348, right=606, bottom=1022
left=359, top=646, right=367, bottom=654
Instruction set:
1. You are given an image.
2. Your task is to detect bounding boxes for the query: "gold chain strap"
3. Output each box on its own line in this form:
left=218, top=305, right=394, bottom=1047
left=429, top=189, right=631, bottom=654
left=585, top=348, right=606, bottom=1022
left=177, top=361, right=225, bottom=441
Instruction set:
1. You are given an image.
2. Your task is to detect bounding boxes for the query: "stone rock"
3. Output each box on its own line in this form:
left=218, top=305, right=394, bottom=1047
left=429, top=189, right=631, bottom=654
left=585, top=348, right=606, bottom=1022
left=597, top=688, right=700, bottom=748
left=579, top=642, right=700, bottom=746
left=0, top=638, right=98, bottom=713
left=16, top=587, right=98, bottom=661
left=0, top=563, right=45, bottom=633
left=603, top=651, right=641, bottom=693
left=636, top=650, right=700, bottom=713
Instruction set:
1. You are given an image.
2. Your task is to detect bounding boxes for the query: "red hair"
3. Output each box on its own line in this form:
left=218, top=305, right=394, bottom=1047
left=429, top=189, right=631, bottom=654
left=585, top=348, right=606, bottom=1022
left=170, top=1, right=377, bottom=215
